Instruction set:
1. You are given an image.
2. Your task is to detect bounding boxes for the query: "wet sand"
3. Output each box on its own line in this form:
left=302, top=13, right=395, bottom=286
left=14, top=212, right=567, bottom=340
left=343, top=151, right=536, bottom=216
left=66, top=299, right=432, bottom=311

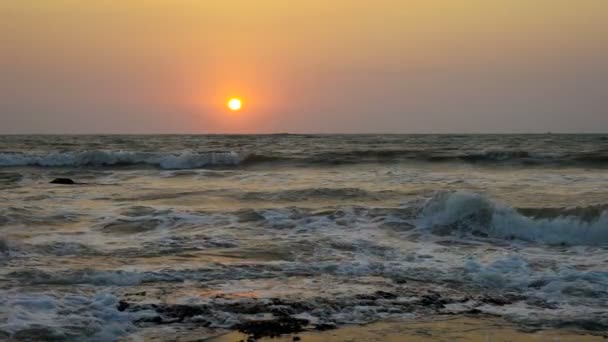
left=209, top=317, right=606, bottom=342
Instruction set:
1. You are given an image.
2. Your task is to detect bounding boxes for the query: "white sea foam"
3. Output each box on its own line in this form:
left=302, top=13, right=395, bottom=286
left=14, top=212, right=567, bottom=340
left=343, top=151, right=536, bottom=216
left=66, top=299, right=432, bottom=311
left=465, top=255, right=608, bottom=303
left=0, top=291, right=132, bottom=341
left=418, top=191, right=608, bottom=245
left=0, top=151, right=242, bottom=169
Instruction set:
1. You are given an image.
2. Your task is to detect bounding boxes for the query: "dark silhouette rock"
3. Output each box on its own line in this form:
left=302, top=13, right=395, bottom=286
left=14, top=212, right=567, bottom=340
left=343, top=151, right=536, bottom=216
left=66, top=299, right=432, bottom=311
left=314, top=323, right=337, bottom=331
left=50, top=178, right=76, bottom=185
left=235, top=317, right=309, bottom=339
left=117, top=300, right=130, bottom=312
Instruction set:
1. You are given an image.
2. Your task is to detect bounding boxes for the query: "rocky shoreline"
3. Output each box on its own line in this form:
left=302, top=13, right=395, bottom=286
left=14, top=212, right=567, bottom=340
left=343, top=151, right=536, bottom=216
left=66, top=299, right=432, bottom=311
left=116, top=287, right=608, bottom=341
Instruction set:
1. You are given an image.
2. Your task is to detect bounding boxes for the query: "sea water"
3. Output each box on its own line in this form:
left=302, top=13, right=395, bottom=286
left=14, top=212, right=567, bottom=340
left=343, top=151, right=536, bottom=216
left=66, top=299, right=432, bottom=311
left=1, top=134, right=607, bottom=340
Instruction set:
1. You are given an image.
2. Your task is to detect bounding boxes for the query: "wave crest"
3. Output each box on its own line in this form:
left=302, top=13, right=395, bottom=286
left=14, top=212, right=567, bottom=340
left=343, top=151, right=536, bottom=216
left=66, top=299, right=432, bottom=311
left=418, top=191, right=608, bottom=245
left=2, top=148, right=608, bottom=168
left=0, top=151, right=242, bottom=169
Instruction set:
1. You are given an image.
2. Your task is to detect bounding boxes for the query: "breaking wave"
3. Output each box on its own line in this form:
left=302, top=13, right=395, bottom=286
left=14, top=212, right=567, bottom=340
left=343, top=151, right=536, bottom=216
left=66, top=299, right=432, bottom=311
left=418, top=191, right=608, bottom=245
left=2, top=148, right=608, bottom=169
left=0, top=151, right=242, bottom=169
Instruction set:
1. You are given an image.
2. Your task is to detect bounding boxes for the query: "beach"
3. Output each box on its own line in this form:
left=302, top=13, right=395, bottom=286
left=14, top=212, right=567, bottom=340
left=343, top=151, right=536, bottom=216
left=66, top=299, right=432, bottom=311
left=210, top=317, right=606, bottom=342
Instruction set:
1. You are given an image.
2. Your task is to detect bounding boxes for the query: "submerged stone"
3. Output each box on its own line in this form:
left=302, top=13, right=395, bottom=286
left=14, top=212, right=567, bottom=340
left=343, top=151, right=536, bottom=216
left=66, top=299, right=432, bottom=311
left=50, top=178, right=76, bottom=185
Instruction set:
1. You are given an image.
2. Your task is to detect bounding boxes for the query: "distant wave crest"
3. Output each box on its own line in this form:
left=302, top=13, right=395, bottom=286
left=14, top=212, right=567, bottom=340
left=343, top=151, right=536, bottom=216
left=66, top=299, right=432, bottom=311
left=0, top=151, right=242, bottom=169
left=2, top=148, right=608, bottom=169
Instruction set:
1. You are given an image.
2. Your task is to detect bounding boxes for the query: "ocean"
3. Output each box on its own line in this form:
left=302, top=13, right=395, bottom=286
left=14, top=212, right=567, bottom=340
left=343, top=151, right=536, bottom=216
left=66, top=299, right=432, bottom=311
left=1, top=134, right=607, bottom=340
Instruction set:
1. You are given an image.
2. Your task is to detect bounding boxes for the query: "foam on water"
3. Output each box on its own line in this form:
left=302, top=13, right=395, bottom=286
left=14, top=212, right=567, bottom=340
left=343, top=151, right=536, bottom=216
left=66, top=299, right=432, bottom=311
left=418, top=191, right=608, bottom=245
left=0, top=291, right=132, bottom=341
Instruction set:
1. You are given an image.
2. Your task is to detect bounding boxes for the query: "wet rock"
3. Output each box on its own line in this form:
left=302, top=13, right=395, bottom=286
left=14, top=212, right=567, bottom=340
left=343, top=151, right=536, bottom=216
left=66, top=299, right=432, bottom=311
left=50, top=178, right=76, bottom=185
left=137, top=316, right=163, bottom=324
left=465, top=309, right=483, bottom=314
left=117, top=300, right=130, bottom=312
left=479, top=295, right=513, bottom=306
left=478, top=293, right=526, bottom=306
left=235, top=317, right=309, bottom=339
left=419, top=293, right=447, bottom=308
left=156, top=304, right=209, bottom=322
left=293, top=336, right=301, bottom=341
left=471, top=230, right=489, bottom=238
left=314, top=323, right=337, bottom=331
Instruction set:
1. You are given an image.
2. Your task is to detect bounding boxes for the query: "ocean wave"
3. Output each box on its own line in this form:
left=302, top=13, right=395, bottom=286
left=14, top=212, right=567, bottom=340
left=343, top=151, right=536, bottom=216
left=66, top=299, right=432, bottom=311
left=307, top=149, right=608, bottom=166
left=418, top=191, right=608, bottom=245
left=1, top=148, right=608, bottom=169
left=0, top=150, right=242, bottom=169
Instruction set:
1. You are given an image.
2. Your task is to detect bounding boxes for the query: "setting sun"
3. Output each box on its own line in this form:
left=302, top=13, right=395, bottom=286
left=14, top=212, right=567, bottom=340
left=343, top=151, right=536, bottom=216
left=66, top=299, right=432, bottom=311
left=227, top=98, right=242, bottom=111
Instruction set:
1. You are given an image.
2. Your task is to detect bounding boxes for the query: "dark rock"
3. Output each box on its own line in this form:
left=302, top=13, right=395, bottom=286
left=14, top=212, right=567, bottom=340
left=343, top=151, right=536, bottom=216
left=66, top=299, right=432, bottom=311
left=156, top=304, right=209, bottom=322
left=136, top=316, right=163, bottom=324
left=479, top=295, right=512, bottom=306
left=478, top=294, right=526, bottom=306
left=271, top=306, right=295, bottom=317
left=419, top=293, right=447, bottom=308
left=314, top=323, right=337, bottom=331
left=465, top=309, right=483, bottom=314
left=235, top=317, right=309, bottom=339
left=50, top=178, right=76, bottom=185
left=117, top=300, right=130, bottom=312
left=293, top=336, right=301, bottom=341
left=471, top=230, right=489, bottom=238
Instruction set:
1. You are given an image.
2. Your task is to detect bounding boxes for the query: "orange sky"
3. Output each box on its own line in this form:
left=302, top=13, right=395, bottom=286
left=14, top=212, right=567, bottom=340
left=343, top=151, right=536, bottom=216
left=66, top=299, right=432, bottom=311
left=1, top=0, right=607, bottom=133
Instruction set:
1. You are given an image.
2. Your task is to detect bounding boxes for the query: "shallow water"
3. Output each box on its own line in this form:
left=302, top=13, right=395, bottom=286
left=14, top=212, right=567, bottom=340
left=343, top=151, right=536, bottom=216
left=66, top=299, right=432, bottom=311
left=1, top=134, right=607, bottom=340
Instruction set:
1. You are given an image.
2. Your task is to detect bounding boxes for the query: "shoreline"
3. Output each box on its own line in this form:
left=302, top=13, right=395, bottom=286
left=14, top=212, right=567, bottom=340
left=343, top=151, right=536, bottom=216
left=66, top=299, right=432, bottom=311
left=207, top=317, right=607, bottom=342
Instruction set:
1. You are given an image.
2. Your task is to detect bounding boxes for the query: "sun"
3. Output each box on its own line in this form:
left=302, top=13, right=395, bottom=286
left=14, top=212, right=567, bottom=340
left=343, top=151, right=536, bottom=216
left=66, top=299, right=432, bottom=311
left=227, top=98, right=242, bottom=111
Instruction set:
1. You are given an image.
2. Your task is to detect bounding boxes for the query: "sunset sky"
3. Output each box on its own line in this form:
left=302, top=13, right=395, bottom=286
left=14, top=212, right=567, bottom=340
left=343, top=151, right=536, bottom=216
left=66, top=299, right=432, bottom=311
left=1, top=0, right=607, bottom=133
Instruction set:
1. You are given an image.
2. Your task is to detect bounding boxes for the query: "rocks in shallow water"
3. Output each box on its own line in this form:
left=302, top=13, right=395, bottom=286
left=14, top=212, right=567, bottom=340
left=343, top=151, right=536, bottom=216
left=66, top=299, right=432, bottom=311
left=235, top=317, right=309, bottom=339
left=50, top=178, right=76, bottom=184
left=464, top=308, right=483, bottom=314
left=478, top=294, right=526, bottom=306
left=117, top=300, right=130, bottom=312
left=314, top=323, right=337, bottom=331
left=419, top=292, right=448, bottom=308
